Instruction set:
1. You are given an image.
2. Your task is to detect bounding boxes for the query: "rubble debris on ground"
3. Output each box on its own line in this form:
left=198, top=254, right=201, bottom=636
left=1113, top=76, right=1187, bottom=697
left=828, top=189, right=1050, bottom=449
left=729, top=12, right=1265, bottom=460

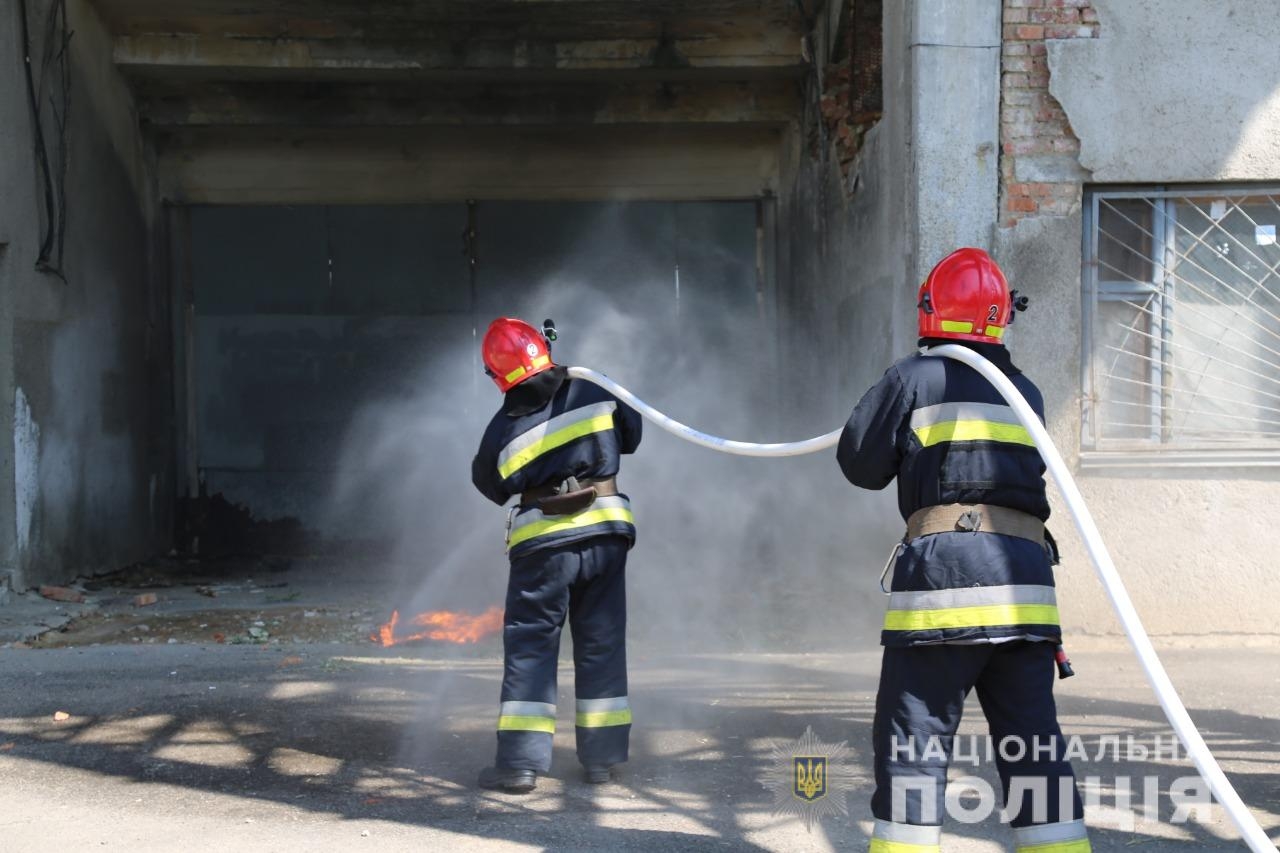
left=4, top=554, right=492, bottom=651
left=177, top=490, right=317, bottom=557
left=39, top=586, right=86, bottom=604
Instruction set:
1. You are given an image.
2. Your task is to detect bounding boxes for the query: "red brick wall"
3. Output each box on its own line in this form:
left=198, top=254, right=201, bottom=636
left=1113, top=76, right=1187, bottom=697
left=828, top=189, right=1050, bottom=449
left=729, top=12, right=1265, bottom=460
left=1000, top=0, right=1099, bottom=225
left=819, top=0, right=883, bottom=183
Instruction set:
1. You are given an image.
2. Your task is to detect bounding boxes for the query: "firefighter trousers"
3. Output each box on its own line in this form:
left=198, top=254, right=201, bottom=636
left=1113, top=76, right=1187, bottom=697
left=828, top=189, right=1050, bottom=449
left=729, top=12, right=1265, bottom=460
left=494, top=535, right=631, bottom=773
left=870, top=640, right=1089, bottom=853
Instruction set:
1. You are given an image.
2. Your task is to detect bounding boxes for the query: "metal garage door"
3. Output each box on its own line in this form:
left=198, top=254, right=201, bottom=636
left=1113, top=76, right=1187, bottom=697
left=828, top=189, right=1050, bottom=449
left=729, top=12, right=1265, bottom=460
left=177, top=201, right=771, bottom=547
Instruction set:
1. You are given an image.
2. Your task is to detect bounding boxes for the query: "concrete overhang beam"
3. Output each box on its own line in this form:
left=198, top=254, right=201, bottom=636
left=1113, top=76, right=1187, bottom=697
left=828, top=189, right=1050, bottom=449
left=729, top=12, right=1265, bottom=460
left=155, top=125, right=784, bottom=203
left=112, top=27, right=807, bottom=83
left=132, top=79, right=800, bottom=128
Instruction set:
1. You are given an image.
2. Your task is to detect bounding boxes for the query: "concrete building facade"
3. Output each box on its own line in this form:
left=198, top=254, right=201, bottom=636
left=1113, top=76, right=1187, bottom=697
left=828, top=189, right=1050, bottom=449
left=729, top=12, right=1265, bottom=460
left=1, top=0, right=1277, bottom=640
left=1, top=0, right=172, bottom=600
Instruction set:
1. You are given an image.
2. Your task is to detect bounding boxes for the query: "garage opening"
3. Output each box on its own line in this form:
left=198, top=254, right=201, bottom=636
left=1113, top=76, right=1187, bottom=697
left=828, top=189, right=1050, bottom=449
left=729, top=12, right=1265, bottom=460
left=12, top=0, right=895, bottom=648
left=175, top=200, right=775, bottom=558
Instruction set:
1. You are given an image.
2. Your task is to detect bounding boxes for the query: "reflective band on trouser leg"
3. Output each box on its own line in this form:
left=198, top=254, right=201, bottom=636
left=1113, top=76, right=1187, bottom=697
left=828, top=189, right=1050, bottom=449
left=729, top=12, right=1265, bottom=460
left=576, top=696, right=631, bottom=729
left=507, top=496, right=634, bottom=551
left=576, top=696, right=631, bottom=768
left=1014, top=819, right=1091, bottom=853
left=497, top=401, right=618, bottom=479
left=497, top=701, right=557, bottom=734
left=910, top=401, right=1035, bottom=448
left=883, top=584, right=1060, bottom=632
left=870, top=819, right=941, bottom=853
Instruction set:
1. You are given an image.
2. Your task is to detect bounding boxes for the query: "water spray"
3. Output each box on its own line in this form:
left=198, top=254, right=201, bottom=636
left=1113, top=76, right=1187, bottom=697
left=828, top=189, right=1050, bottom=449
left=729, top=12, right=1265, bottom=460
left=565, top=345, right=1275, bottom=851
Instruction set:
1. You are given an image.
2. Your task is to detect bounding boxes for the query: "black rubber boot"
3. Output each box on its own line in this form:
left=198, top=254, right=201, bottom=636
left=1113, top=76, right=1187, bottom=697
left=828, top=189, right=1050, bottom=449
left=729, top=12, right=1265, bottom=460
left=477, top=766, right=537, bottom=793
left=583, top=765, right=613, bottom=784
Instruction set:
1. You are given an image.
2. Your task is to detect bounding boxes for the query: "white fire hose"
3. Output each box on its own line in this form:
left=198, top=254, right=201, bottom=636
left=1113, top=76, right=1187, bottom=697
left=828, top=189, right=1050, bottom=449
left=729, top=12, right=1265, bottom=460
left=567, top=351, right=1275, bottom=851
left=565, top=366, right=843, bottom=456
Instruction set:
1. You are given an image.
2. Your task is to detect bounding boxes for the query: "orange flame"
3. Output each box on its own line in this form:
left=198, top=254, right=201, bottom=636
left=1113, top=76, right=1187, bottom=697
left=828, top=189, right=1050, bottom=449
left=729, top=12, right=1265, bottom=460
left=372, top=606, right=504, bottom=647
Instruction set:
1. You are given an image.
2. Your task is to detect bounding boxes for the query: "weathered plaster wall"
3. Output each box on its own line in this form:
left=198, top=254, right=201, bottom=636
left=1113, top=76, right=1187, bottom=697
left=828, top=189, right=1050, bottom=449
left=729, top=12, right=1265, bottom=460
left=776, top=0, right=1006, bottom=630
left=0, top=0, right=171, bottom=590
left=785, top=0, right=1002, bottom=405
left=997, top=0, right=1280, bottom=637
left=1048, top=0, right=1280, bottom=183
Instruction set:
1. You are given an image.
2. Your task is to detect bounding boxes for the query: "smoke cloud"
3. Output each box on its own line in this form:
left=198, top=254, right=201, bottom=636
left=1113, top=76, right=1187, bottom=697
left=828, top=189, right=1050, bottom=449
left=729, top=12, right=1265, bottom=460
left=326, top=202, right=901, bottom=653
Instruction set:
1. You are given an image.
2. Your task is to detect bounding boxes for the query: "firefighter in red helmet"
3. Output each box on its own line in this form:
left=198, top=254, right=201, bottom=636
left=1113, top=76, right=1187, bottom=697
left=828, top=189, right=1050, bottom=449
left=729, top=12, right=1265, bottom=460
left=838, top=249, right=1090, bottom=852
left=471, top=318, right=642, bottom=792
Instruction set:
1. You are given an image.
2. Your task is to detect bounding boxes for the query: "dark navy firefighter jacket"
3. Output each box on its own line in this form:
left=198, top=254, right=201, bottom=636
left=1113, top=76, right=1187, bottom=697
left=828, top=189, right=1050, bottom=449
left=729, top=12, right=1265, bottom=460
left=838, top=341, right=1061, bottom=648
left=473, top=366, right=642, bottom=560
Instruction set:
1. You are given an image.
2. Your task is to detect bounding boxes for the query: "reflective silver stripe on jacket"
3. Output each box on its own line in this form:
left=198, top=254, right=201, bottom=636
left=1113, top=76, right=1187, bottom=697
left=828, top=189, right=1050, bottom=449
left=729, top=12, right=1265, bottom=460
left=887, top=584, right=1058, bottom=613
left=909, top=402, right=1022, bottom=430
left=507, top=495, right=634, bottom=550
left=497, top=401, right=617, bottom=477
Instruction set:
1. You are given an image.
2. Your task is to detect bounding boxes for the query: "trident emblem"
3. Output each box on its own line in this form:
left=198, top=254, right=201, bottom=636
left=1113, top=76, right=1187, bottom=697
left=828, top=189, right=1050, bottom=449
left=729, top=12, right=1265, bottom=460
left=793, top=756, right=827, bottom=802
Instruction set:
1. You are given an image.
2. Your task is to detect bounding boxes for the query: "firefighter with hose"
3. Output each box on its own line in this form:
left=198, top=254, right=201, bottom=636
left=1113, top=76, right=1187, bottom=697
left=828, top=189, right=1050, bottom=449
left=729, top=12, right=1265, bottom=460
left=837, top=248, right=1091, bottom=853
left=471, top=317, right=642, bottom=793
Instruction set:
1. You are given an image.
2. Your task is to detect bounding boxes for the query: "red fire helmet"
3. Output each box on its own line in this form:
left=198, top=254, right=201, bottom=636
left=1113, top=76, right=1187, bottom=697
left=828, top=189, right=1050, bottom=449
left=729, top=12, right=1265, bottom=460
left=917, top=248, right=1013, bottom=344
left=482, top=318, right=554, bottom=392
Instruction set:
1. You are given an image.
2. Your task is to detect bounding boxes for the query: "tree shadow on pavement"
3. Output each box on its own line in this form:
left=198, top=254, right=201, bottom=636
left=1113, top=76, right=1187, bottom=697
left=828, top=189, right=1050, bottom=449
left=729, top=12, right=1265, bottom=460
left=0, top=645, right=1276, bottom=851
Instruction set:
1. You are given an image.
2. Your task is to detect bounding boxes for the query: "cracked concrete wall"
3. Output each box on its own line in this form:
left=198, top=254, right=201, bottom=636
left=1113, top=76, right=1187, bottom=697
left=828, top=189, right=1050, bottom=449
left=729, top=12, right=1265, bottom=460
left=995, top=0, right=1280, bottom=637
left=0, top=0, right=172, bottom=591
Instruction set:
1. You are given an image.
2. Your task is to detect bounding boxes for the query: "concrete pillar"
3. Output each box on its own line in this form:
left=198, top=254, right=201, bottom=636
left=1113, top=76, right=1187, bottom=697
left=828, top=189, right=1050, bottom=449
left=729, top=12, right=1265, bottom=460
left=0, top=1, right=31, bottom=591
left=907, top=0, right=1003, bottom=282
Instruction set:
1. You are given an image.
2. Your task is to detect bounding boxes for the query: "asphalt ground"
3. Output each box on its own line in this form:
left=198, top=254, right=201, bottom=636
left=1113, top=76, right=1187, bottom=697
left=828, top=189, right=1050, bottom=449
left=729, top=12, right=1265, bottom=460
left=0, top=642, right=1277, bottom=851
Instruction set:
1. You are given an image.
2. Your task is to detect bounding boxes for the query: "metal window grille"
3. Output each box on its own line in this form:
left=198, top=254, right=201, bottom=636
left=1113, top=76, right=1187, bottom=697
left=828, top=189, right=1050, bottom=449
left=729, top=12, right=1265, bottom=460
left=1082, top=187, right=1280, bottom=458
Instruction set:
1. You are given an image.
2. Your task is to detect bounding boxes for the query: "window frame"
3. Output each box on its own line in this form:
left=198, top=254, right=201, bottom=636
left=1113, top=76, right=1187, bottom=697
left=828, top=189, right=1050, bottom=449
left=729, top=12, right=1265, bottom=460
left=1081, top=184, right=1280, bottom=469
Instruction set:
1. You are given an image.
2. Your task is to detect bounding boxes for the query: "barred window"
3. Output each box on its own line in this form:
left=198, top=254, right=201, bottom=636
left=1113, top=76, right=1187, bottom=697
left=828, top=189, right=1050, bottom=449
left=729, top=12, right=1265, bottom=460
left=1082, top=187, right=1280, bottom=464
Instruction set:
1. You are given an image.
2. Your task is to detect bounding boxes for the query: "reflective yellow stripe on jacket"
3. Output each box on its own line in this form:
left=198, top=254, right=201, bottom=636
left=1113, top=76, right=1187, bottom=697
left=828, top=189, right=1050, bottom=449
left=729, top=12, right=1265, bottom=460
left=507, top=495, right=634, bottom=551
left=497, top=401, right=617, bottom=479
left=883, top=584, right=1059, bottom=632
left=909, top=401, right=1035, bottom=448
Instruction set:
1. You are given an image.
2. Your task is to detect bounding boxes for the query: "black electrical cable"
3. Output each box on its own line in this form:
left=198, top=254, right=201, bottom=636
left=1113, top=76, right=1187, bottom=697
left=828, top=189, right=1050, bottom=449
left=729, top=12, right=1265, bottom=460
left=44, top=0, right=72, bottom=271
left=17, top=0, right=57, bottom=268
left=17, top=0, right=70, bottom=279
